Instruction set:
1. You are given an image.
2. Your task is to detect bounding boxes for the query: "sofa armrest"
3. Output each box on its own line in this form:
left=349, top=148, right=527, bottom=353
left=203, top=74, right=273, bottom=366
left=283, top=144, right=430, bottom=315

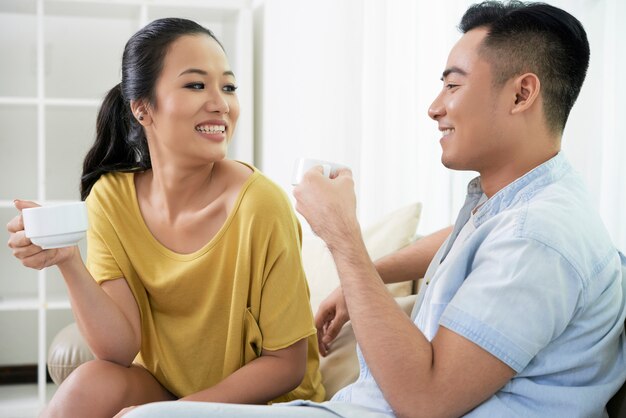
left=47, top=322, right=94, bottom=385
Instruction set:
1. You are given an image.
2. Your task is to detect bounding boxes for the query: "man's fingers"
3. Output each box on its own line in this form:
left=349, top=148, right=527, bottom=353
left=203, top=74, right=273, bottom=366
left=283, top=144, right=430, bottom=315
left=315, top=308, right=336, bottom=357
left=330, top=167, right=353, bottom=179
left=316, top=319, right=331, bottom=357
left=318, top=336, right=328, bottom=357
left=323, top=315, right=346, bottom=344
left=301, top=166, right=326, bottom=184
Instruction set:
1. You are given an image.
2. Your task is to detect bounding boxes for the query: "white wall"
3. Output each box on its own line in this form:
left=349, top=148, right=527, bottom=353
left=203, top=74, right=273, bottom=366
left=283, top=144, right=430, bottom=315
left=254, top=0, right=626, bottom=252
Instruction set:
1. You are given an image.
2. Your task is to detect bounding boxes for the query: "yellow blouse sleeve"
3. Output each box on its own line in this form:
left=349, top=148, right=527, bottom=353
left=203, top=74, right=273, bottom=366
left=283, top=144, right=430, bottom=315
left=258, top=200, right=316, bottom=351
left=85, top=181, right=124, bottom=284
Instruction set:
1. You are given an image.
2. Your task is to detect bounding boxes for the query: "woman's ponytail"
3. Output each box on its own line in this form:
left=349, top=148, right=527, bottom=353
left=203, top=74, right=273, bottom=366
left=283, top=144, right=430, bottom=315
left=80, top=84, right=149, bottom=200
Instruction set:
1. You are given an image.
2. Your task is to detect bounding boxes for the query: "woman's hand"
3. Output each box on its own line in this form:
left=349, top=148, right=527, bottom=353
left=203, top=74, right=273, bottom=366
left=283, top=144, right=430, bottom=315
left=7, top=199, right=78, bottom=269
left=315, top=286, right=350, bottom=356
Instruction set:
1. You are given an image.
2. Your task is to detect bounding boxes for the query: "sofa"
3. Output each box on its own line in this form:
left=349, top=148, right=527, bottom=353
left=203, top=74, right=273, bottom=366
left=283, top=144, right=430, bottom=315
left=46, top=202, right=423, bottom=401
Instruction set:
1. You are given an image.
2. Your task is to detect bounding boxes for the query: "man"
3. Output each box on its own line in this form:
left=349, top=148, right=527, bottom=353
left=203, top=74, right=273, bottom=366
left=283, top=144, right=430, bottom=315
left=126, top=1, right=626, bottom=417
left=297, top=1, right=626, bottom=417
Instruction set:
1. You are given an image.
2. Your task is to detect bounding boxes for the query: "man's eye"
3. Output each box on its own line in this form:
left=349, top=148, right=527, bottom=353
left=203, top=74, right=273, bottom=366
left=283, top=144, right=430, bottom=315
left=185, top=83, right=205, bottom=90
left=223, top=84, right=238, bottom=93
left=445, top=83, right=459, bottom=90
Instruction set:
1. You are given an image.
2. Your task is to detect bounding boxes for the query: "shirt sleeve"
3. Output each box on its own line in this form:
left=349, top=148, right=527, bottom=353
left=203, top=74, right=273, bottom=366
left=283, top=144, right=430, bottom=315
left=257, top=207, right=316, bottom=351
left=439, top=236, right=583, bottom=372
left=85, top=189, right=124, bottom=284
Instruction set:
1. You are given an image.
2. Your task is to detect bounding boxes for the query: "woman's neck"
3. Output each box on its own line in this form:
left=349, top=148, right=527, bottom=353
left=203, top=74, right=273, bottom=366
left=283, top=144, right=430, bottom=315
left=139, top=161, right=223, bottom=223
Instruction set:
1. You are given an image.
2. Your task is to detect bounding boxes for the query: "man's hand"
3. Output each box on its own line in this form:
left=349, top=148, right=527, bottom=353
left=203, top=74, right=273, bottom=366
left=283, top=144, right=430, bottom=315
left=293, top=166, right=360, bottom=250
left=315, top=286, right=350, bottom=356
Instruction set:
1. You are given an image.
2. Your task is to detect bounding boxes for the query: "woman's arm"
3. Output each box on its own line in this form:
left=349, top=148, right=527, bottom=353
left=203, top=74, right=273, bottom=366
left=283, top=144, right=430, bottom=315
left=8, top=200, right=141, bottom=366
left=58, top=254, right=141, bottom=366
left=181, top=338, right=308, bottom=404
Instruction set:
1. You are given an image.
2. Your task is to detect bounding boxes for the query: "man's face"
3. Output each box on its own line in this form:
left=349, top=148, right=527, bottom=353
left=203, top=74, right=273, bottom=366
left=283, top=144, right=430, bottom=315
left=428, top=28, right=513, bottom=174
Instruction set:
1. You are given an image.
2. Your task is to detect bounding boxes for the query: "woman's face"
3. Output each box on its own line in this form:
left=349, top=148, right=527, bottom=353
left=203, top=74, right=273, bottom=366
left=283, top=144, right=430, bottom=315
left=145, top=34, right=239, bottom=166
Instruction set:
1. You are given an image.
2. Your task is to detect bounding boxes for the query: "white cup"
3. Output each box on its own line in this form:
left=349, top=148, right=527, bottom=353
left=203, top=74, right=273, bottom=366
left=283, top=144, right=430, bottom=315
left=291, top=158, right=348, bottom=185
left=22, top=202, right=89, bottom=249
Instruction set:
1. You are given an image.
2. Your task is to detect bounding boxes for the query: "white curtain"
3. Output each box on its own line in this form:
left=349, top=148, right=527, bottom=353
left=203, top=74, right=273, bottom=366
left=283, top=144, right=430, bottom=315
left=256, top=0, right=626, bottom=251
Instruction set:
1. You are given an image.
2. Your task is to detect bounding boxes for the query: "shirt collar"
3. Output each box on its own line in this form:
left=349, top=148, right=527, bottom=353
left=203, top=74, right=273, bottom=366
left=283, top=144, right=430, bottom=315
left=470, top=152, right=570, bottom=227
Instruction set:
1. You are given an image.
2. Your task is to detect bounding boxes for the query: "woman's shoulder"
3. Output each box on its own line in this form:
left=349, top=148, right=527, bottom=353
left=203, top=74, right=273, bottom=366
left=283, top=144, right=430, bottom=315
left=87, top=171, right=136, bottom=207
left=228, top=161, right=294, bottom=215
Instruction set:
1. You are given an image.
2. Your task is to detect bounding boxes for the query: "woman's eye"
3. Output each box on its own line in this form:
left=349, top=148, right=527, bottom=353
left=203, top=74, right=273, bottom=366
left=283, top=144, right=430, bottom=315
left=185, top=82, right=205, bottom=90
left=445, top=83, right=459, bottom=90
left=223, top=84, right=238, bottom=93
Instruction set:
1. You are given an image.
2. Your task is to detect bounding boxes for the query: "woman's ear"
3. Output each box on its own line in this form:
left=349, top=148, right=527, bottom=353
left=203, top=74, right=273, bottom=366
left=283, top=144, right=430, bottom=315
left=511, top=72, right=541, bottom=114
left=130, top=99, right=151, bottom=125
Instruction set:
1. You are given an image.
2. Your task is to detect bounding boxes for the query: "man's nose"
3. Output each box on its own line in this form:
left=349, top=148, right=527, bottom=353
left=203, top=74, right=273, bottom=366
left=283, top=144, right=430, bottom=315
left=428, top=92, right=445, bottom=120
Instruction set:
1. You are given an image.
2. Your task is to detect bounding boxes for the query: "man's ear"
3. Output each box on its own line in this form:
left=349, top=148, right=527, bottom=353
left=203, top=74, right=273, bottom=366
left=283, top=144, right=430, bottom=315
left=511, top=72, right=540, bottom=114
left=130, top=99, right=151, bottom=125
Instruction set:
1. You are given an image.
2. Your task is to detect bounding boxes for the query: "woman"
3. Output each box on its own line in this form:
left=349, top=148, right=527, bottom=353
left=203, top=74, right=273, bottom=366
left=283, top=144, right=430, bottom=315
left=7, top=18, right=323, bottom=417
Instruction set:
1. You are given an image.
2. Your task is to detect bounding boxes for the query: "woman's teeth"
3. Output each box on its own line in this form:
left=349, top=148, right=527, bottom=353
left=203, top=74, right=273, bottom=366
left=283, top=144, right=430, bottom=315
left=195, top=125, right=225, bottom=133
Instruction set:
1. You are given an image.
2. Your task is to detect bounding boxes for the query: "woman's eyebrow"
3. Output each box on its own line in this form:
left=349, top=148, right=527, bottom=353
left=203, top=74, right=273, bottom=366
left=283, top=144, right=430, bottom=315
left=178, top=68, right=236, bottom=78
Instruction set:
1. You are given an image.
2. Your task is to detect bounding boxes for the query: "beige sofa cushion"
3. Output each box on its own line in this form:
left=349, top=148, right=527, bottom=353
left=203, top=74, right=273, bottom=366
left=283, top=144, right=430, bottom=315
left=47, top=322, right=95, bottom=385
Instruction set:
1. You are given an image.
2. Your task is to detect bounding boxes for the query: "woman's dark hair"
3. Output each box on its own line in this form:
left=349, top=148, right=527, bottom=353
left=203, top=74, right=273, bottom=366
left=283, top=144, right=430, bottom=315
left=80, top=18, right=223, bottom=200
left=459, top=1, right=590, bottom=135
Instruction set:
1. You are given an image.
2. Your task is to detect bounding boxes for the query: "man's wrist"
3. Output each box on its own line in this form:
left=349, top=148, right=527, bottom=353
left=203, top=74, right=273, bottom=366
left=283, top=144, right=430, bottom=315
left=325, top=220, right=368, bottom=264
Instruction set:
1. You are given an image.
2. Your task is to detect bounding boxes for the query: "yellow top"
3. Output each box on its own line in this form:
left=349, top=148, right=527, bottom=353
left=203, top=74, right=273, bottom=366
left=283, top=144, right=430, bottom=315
left=85, top=164, right=324, bottom=402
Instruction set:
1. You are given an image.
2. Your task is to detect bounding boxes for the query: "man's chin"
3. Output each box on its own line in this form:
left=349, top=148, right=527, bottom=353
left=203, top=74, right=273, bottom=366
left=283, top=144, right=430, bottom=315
left=441, top=155, right=472, bottom=172
left=441, top=155, right=458, bottom=170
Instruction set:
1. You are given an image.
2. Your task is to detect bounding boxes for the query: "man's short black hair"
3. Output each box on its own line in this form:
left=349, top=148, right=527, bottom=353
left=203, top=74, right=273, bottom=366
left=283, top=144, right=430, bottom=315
left=460, top=1, right=590, bottom=134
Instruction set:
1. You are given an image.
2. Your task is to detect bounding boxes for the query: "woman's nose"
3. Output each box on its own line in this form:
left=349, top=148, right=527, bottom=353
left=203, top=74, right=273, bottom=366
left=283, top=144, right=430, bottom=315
left=205, top=89, right=229, bottom=114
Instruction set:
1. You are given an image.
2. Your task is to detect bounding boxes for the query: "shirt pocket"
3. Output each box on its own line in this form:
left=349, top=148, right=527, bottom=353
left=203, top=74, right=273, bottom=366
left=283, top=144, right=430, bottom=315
left=242, top=307, right=263, bottom=366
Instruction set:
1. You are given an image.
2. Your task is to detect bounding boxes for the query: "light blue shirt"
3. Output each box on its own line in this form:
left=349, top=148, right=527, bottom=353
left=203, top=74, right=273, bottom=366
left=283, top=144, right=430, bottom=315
left=333, top=153, right=626, bottom=417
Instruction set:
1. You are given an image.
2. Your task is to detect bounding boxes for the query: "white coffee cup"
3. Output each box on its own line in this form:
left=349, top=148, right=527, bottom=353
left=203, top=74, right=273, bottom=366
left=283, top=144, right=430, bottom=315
left=292, top=158, right=349, bottom=185
left=22, top=202, right=89, bottom=249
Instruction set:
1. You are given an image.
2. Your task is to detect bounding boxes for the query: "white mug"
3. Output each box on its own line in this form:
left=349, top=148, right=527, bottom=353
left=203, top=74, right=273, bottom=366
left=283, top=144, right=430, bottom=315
left=291, top=158, right=348, bottom=185
left=22, top=202, right=89, bottom=249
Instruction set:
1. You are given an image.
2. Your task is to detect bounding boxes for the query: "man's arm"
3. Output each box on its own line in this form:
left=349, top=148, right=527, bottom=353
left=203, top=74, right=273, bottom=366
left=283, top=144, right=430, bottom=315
left=314, top=226, right=451, bottom=356
left=376, top=226, right=452, bottom=284
left=295, top=169, right=514, bottom=417
left=330, top=228, right=514, bottom=418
